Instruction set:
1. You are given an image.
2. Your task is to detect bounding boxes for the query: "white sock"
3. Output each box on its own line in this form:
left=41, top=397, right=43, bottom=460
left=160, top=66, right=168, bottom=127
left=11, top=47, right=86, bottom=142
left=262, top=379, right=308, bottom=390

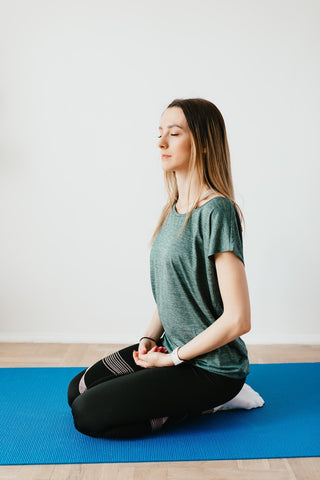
left=212, top=383, right=265, bottom=413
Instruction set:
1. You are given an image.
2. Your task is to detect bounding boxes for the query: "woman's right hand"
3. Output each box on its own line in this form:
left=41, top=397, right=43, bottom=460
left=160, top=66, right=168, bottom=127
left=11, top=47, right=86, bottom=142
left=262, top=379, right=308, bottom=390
left=138, top=338, right=168, bottom=355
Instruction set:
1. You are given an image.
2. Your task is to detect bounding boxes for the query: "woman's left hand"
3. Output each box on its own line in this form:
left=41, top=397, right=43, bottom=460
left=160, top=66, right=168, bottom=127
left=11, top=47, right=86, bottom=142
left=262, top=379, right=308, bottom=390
left=133, top=346, right=174, bottom=368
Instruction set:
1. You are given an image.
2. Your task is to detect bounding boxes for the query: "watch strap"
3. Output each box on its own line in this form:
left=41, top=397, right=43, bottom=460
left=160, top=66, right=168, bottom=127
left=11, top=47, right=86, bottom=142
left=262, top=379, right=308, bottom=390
left=171, top=347, right=184, bottom=365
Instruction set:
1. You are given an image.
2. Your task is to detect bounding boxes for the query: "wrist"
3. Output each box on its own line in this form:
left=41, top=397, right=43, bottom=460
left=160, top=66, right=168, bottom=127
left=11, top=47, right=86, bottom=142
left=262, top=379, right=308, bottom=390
left=171, top=347, right=184, bottom=365
left=139, top=336, right=157, bottom=343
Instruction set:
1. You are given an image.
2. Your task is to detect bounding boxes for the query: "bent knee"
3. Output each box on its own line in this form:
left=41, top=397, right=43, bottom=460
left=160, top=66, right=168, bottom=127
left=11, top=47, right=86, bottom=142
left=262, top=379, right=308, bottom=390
left=71, top=396, right=93, bottom=435
left=71, top=394, right=112, bottom=437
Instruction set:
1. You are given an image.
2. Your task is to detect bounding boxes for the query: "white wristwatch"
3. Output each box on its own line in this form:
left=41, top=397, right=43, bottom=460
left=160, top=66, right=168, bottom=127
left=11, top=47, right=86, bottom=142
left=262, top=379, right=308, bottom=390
left=171, top=347, right=184, bottom=365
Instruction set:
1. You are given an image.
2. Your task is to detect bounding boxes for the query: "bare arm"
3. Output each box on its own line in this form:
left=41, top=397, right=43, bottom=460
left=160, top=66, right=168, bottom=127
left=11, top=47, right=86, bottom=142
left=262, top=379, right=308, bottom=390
left=136, top=306, right=166, bottom=356
left=141, top=306, right=164, bottom=342
left=178, top=251, right=251, bottom=361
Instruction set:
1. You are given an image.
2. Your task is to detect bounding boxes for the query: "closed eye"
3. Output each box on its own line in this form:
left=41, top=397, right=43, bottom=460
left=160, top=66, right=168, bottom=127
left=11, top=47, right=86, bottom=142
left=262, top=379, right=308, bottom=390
left=157, top=134, right=179, bottom=138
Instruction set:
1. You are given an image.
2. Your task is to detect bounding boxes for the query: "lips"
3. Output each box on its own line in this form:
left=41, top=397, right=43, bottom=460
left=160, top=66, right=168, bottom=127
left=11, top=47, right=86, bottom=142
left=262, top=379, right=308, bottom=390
left=161, top=154, right=171, bottom=159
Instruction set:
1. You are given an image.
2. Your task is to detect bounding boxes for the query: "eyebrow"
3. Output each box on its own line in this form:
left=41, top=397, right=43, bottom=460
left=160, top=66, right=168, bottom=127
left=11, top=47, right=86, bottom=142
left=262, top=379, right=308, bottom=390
left=158, top=124, right=184, bottom=130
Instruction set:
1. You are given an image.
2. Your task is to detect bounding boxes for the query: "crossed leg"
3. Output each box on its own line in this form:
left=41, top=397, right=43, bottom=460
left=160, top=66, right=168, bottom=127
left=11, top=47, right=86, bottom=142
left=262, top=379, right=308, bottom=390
left=67, top=343, right=245, bottom=439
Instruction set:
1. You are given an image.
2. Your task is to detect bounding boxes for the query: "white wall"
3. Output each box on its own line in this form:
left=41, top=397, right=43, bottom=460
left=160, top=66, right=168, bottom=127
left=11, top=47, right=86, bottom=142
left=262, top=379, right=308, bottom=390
left=0, top=0, right=319, bottom=344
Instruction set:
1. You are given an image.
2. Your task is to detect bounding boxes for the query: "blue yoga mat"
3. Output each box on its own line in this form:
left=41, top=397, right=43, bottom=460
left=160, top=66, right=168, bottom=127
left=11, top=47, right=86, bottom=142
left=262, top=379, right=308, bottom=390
left=0, top=363, right=319, bottom=465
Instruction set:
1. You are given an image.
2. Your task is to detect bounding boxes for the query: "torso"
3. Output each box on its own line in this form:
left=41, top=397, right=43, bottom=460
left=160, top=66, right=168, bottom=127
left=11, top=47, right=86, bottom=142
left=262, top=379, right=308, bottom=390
left=150, top=192, right=249, bottom=378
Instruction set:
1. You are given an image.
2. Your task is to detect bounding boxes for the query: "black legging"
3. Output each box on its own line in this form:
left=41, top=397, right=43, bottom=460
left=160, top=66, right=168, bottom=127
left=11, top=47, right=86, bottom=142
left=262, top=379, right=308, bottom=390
left=67, top=342, right=245, bottom=439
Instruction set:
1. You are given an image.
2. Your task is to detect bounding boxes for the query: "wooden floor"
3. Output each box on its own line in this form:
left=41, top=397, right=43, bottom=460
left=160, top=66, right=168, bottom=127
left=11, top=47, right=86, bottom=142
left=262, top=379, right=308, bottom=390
left=0, top=343, right=319, bottom=480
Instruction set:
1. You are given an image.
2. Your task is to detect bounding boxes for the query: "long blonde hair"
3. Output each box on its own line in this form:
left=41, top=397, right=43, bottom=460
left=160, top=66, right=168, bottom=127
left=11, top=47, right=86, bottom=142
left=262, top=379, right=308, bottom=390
left=149, top=98, right=245, bottom=247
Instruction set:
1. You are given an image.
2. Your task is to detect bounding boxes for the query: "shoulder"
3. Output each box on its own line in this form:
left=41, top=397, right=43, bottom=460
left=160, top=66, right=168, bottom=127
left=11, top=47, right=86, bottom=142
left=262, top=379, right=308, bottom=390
left=203, top=196, right=242, bottom=234
left=203, top=195, right=236, bottom=216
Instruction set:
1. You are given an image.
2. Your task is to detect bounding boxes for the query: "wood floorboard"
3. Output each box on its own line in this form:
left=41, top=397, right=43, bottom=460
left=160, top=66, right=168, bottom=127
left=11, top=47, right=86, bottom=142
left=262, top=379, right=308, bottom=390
left=0, top=343, right=319, bottom=480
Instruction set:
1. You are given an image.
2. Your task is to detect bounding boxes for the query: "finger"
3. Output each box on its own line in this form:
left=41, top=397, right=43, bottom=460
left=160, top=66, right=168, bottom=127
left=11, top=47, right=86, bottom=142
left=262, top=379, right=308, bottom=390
left=135, top=350, right=150, bottom=365
left=133, top=350, right=139, bottom=365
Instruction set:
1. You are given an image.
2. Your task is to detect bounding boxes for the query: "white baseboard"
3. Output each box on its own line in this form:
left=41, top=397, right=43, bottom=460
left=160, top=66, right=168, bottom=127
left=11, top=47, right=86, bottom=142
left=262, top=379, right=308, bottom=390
left=0, top=332, right=320, bottom=345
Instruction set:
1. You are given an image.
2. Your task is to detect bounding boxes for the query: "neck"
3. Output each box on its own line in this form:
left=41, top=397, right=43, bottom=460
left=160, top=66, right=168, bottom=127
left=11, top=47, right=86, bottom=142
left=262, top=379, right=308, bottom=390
left=175, top=172, right=211, bottom=209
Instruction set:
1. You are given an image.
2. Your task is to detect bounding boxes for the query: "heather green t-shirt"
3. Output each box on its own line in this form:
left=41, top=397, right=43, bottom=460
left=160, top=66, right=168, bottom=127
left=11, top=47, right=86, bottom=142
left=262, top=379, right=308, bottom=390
left=150, top=196, right=250, bottom=379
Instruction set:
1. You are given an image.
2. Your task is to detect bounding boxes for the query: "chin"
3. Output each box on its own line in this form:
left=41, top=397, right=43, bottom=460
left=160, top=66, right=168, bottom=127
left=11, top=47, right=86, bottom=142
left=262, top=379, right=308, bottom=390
left=161, top=161, right=184, bottom=173
left=161, top=163, right=175, bottom=172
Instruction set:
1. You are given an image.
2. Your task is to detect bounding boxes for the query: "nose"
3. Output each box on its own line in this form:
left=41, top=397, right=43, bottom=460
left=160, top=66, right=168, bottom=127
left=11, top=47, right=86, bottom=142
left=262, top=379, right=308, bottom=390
left=158, top=135, right=168, bottom=150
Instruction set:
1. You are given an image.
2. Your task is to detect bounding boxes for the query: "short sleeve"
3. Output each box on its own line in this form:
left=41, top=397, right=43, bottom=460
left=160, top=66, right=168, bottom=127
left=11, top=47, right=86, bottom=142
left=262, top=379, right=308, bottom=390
left=206, top=198, right=244, bottom=265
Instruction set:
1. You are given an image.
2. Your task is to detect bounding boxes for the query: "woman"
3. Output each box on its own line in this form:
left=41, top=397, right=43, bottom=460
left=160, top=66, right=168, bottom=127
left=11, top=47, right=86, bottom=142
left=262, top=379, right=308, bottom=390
left=67, top=98, right=251, bottom=439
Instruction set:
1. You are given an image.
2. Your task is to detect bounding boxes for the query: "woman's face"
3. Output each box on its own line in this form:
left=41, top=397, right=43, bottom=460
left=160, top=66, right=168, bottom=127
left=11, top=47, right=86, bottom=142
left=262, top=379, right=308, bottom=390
left=158, top=107, right=192, bottom=173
